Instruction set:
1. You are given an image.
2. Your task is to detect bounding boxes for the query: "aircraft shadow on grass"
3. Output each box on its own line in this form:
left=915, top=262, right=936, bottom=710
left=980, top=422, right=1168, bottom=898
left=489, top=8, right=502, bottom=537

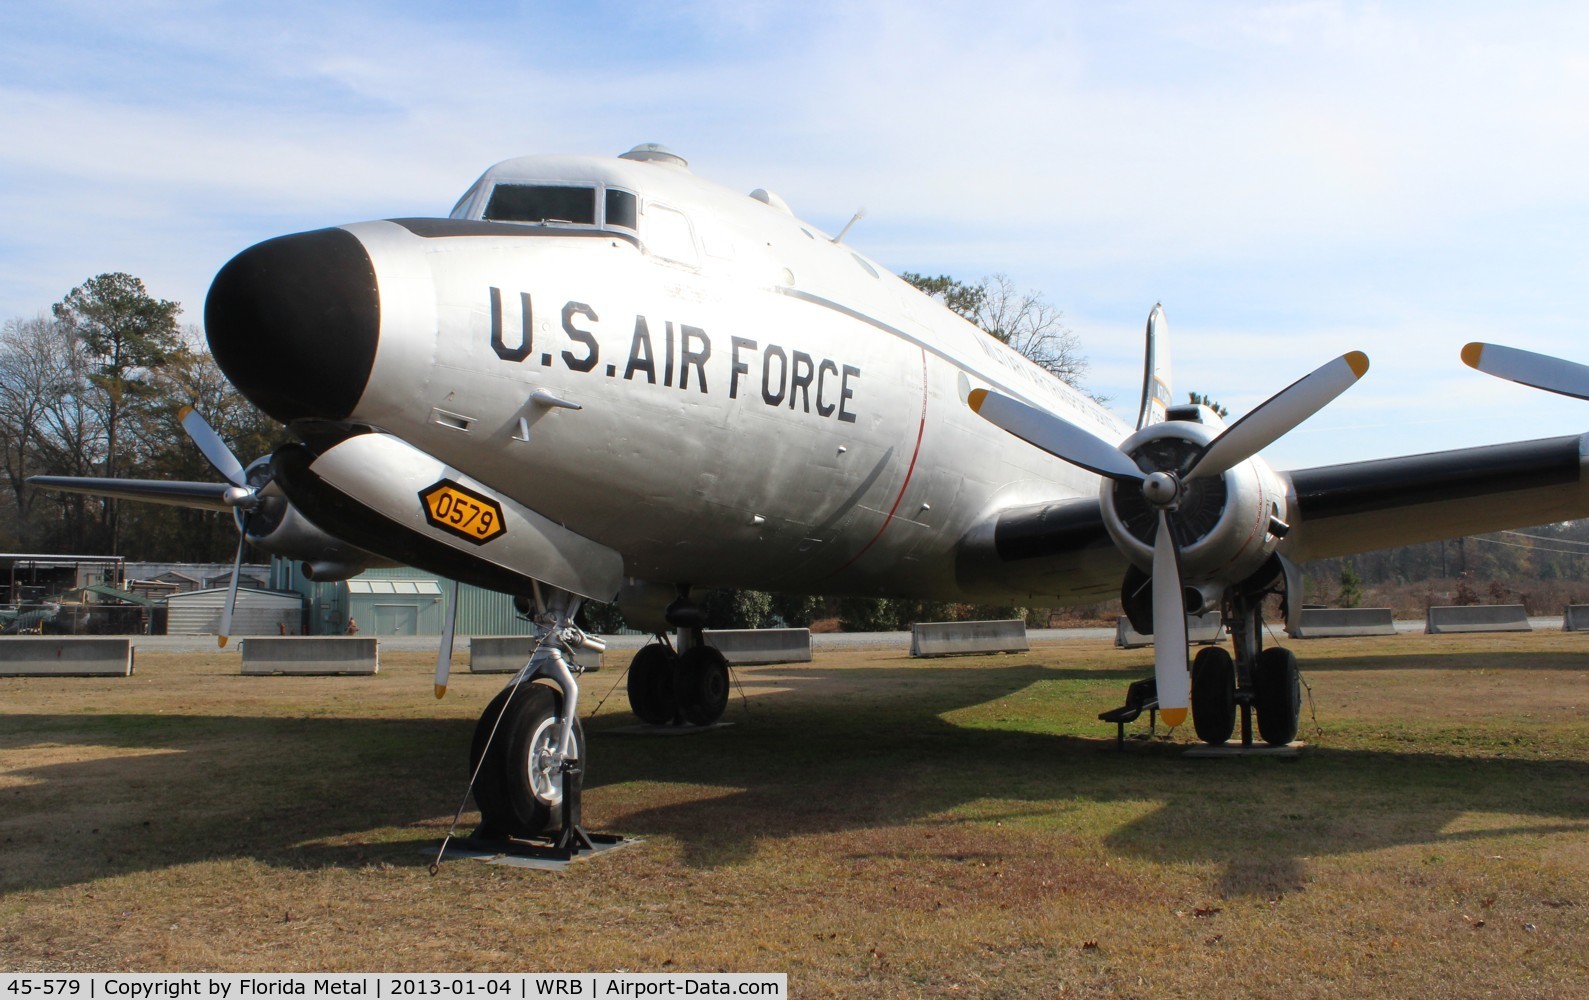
left=3, top=653, right=1587, bottom=896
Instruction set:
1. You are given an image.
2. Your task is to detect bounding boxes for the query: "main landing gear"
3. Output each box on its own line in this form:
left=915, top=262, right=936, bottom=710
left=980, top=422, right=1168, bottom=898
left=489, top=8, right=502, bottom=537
left=626, top=637, right=731, bottom=727
left=467, top=585, right=618, bottom=857
left=1191, top=590, right=1301, bottom=748
left=1105, top=589, right=1302, bottom=749
left=625, top=592, right=731, bottom=728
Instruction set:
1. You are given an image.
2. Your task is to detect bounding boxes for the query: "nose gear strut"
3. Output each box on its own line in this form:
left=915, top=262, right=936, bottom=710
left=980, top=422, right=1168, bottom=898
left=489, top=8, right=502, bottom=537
left=433, top=584, right=624, bottom=869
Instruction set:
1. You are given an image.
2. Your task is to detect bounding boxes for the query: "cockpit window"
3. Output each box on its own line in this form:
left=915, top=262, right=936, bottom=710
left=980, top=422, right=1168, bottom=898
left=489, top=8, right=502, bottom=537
left=484, top=184, right=596, bottom=224
left=645, top=204, right=699, bottom=267
left=605, top=189, right=637, bottom=229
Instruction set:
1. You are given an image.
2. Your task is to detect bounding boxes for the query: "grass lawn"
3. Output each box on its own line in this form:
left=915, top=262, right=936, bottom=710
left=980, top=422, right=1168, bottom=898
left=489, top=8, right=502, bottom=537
left=3, top=632, right=1588, bottom=997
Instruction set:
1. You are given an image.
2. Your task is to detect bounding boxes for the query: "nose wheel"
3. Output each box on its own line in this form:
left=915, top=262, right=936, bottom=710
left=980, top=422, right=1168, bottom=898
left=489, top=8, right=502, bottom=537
left=470, top=682, right=584, bottom=839
left=452, top=584, right=623, bottom=863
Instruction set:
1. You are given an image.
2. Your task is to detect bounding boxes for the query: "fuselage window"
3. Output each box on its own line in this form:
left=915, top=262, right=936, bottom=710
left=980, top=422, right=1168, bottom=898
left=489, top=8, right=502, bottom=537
left=605, top=189, right=638, bottom=230
left=484, top=184, right=596, bottom=225
left=645, top=204, right=699, bottom=267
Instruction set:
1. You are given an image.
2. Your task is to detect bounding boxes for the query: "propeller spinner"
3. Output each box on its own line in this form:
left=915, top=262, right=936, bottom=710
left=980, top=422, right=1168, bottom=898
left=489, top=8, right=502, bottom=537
left=968, top=331, right=1368, bottom=728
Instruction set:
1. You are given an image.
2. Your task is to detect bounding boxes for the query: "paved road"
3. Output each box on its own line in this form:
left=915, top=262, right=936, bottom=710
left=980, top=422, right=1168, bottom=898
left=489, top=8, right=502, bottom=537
left=120, top=618, right=1569, bottom=656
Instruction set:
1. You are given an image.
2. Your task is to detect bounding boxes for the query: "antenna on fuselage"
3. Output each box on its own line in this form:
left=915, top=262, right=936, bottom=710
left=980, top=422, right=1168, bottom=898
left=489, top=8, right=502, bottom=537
left=832, top=208, right=867, bottom=245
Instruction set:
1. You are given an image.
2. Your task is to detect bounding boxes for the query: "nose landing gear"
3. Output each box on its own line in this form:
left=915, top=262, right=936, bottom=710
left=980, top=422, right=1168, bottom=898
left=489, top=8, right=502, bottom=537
left=462, top=584, right=623, bottom=860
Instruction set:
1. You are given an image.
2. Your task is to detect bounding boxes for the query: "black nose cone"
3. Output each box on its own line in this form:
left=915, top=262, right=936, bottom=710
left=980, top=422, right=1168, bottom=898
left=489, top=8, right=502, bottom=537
left=205, top=227, right=379, bottom=424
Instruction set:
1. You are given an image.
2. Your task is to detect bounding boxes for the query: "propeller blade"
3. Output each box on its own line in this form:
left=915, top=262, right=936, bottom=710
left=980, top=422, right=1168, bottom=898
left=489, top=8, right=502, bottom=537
left=180, top=406, right=249, bottom=488
left=27, top=476, right=237, bottom=511
left=968, top=387, right=1145, bottom=482
left=1152, top=510, right=1189, bottom=728
left=1186, top=351, right=1369, bottom=479
left=1462, top=342, right=1589, bottom=402
left=217, top=516, right=249, bottom=648
left=435, top=578, right=459, bottom=699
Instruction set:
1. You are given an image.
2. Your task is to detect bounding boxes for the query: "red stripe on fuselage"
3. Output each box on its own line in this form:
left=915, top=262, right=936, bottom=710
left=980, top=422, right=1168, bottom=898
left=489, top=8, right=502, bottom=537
left=824, top=347, right=930, bottom=579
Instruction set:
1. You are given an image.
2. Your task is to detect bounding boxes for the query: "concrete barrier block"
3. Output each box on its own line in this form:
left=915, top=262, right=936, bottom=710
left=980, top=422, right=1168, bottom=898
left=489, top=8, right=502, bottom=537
left=1289, top=607, right=1397, bottom=639
left=703, top=628, right=812, bottom=665
left=0, top=637, right=134, bottom=676
left=241, top=637, right=379, bottom=675
left=1114, top=613, right=1224, bottom=649
left=1425, top=605, right=1532, bottom=634
left=469, top=636, right=603, bottom=673
left=1564, top=605, right=1589, bottom=631
left=910, top=620, right=1028, bottom=657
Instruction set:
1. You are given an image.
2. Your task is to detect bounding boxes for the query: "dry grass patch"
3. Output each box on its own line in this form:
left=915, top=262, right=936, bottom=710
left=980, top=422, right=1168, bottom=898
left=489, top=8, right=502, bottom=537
left=3, top=635, right=1589, bottom=995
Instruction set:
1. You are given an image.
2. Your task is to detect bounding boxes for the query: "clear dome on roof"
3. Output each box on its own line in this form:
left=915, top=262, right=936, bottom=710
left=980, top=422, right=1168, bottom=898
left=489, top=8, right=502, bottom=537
left=619, top=143, right=689, bottom=169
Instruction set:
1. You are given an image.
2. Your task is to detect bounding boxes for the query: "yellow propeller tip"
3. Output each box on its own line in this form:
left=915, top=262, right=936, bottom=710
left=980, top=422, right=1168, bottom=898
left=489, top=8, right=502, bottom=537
left=434, top=684, right=447, bottom=700
left=217, top=636, right=228, bottom=648
left=179, top=405, right=194, bottom=420
left=1344, top=351, right=1369, bottom=378
left=1160, top=707, right=1187, bottom=728
left=1460, top=342, right=1486, bottom=369
left=967, top=388, right=988, bottom=412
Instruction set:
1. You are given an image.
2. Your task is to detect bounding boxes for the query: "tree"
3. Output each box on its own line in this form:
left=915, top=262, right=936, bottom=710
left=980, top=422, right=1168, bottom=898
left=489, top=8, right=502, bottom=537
left=0, top=313, right=104, bottom=551
left=0, top=315, right=87, bottom=545
left=1337, top=561, right=1363, bottom=608
left=52, top=273, right=182, bottom=550
left=903, top=272, right=1089, bottom=390
left=769, top=592, right=827, bottom=627
left=117, top=328, right=287, bottom=561
left=1188, top=392, right=1229, bottom=418
left=700, top=588, right=775, bottom=629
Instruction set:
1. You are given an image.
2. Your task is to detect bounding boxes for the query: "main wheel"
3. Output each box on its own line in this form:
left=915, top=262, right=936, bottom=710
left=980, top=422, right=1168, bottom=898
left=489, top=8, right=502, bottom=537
left=626, top=644, right=678, bottom=725
left=470, top=682, right=585, bottom=839
left=673, top=645, right=731, bottom=726
left=1253, top=646, right=1301, bottom=746
left=1191, top=646, right=1237, bottom=745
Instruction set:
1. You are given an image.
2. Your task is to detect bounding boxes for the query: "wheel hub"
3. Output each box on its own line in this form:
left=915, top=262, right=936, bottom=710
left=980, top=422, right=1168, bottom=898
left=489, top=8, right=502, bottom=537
left=527, top=716, right=566, bottom=806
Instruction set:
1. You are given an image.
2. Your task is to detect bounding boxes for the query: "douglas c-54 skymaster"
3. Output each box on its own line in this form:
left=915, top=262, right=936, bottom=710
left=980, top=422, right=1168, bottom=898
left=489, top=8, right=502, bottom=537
left=33, top=144, right=1589, bottom=844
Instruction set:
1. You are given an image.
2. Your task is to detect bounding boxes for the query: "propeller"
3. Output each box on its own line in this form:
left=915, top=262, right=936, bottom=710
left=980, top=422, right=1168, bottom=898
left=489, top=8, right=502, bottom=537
left=435, top=578, right=459, bottom=698
left=177, top=407, right=262, bottom=647
left=968, top=348, right=1369, bottom=727
left=1461, top=343, right=1589, bottom=402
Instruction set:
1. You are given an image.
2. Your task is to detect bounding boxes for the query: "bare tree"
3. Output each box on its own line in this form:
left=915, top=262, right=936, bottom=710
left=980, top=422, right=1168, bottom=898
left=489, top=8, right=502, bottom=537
left=972, top=274, right=1088, bottom=389
left=0, top=314, right=104, bottom=549
left=903, top=272, right=1089, bottom=391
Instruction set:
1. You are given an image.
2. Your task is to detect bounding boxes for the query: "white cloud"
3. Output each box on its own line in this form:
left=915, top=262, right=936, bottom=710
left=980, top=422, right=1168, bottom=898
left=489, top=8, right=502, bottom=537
left=2, top=0, right=1587, bottom=467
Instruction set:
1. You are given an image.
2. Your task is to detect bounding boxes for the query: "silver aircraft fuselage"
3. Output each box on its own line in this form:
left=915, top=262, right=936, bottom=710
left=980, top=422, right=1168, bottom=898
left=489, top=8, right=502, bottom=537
left=239, top=150, right=1132, bottom=604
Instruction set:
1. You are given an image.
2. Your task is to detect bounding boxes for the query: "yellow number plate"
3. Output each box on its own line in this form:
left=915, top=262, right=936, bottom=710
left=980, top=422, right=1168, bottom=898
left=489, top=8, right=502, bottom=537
left=419, top=479, right=507, bottom=545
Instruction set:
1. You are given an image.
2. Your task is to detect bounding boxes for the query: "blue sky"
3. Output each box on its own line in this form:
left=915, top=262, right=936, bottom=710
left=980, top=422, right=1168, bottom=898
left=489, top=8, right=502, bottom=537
left=4, top=1, right=1588, bottom=467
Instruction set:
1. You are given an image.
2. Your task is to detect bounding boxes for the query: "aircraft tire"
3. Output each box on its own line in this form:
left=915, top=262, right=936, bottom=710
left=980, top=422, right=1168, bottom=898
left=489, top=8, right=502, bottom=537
left=1253, top=646, right=1301, bottom=746
left=627, top=644, right=678, bottom=725
left=1191, top=646, right=1237, bottom=745
left=673, top=645, right=730, bottom=727
left=469, top=684, right=519, bottom=838
left=470, top=682, right=584, bottom=838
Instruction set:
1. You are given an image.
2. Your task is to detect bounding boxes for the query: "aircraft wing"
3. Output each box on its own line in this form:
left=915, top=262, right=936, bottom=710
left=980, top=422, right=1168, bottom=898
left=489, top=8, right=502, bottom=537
left=26, top=476, right=236, bottom=512
left=1280, top=432, right=1589, bottom=561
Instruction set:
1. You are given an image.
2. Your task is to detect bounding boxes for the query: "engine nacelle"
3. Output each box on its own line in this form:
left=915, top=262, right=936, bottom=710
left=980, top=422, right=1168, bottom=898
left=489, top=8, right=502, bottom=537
left=300, top=560, right=373, bottom=582
left=1099, top=413, right=1289, bottom=599
left=232, top=457, right=392, bottom=578
left=268, top=433, right=624, bottom=602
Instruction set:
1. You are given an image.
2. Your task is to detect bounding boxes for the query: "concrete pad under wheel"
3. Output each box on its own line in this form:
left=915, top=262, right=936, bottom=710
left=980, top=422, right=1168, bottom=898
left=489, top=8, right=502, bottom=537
left=604, top=721, right=735, bottom=736
left=1182, top=741, right=1305, bottom=759
left=433, top=836, right=640, bottom=871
